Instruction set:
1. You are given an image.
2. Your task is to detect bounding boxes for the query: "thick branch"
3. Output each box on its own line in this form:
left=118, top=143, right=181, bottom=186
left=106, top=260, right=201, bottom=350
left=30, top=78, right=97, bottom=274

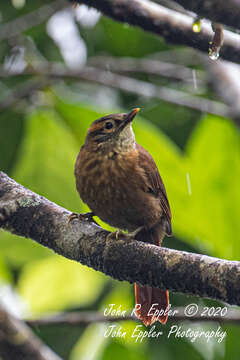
left=0, top=171, right=240, bottom=305
left=172, top=0, right=240, bottom=31
left=27, top=307, right=240, bottom=326
left=0, top=305, right=61, bottom=360
left=72, top=0, right=240, bottom=64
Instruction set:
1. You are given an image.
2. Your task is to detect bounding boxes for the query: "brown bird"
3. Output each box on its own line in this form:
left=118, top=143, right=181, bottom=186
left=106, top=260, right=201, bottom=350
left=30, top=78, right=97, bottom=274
left=73, top=108, right=172, bottom=326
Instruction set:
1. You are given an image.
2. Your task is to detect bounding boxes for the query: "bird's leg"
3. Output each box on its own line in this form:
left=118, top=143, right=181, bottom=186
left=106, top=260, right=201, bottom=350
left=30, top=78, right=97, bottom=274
left=106, top=226, right=143, bottom=242
left=127, top=226, right=144, bottom=238
left=68, top=212, right=98, bottom=226
left=79, top=212, right=97, bottom=223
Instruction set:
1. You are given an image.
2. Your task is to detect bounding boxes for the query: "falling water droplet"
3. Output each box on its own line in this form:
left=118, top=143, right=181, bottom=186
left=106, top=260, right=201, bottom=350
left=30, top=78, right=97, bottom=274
left=192, top=69, right=197, bottom=90
left=208, top=23, right=223, bottom=61
left=209, top=51, right=219, bottom=60
left=192, top=18, right=201, bottom=33
left=186, top=173, right=192, bottom=196
left=209, top=42, right=220, bottom=60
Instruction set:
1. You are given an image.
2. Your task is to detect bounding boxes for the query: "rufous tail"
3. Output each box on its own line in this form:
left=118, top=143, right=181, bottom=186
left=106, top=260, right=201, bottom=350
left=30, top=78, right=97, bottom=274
left=134, top=225, right=169, bottom=326
left=134, top=284, right=169, bottom=326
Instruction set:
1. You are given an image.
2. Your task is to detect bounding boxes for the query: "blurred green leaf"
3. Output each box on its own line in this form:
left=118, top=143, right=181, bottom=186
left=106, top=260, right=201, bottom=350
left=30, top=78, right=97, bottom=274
left=0, top=110, right=24, bottom=173
left=101, top=282, right=133, bottom=311
left=54, top=97, right=103, bottom=146
left=148, top=322, right=205, bottom=360
left=185, top=115, right=240, bottom=258
left=0, top=109, right=82, bottom=266
left=18, top=255, right=106, bottom=314
left=81, top=17, right=169, bottom=58
left=102, top=339, right=149, bottom=360
left=34, top=322, right=85, bottom=360
left=179, top=322, right=225, bottom=360
left=223, top=325, right=240, bottom=360
left=70, top=323, right=109, bottom=360
left=14, top=110, right=80, bottom=210
left=0, top=232, right=52, bottom=267
left=141, top=102, right=199, bottom=150
left=0, top=256, right=13, bottom=284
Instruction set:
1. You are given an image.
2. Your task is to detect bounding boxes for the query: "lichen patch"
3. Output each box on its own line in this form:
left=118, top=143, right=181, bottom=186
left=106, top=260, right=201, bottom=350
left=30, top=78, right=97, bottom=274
left=17, top=196, right=41, bottom=208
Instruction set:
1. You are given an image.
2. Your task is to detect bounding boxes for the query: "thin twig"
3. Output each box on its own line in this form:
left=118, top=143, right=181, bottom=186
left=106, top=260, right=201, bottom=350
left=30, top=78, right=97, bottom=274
left=89, top=56, right=205, bottom=85
left=0, top=65, right=228, bottom=116
left=0, top=0, right=68, bottom=42
left=27, top=307, right=240, bottom=327
left=0, top=77, right=51, bottom=111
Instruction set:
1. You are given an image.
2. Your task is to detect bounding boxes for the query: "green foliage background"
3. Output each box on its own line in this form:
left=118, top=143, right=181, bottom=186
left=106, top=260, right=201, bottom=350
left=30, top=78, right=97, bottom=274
left=0, top=1, right=239, bottom=359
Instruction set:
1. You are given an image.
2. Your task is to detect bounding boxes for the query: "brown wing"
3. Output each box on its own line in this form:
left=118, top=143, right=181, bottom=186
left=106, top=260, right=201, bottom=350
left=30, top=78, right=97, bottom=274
left=137, top=143, right=172, bottom=235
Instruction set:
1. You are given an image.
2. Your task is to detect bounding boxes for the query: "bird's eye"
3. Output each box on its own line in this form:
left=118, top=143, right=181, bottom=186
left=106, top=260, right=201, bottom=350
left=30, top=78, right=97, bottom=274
left=105, top=121, right=114, bottom=130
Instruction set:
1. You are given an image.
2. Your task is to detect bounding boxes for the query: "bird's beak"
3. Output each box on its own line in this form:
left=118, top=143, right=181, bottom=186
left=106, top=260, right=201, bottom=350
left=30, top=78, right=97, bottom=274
left=123, top=108, right=140, bottom=126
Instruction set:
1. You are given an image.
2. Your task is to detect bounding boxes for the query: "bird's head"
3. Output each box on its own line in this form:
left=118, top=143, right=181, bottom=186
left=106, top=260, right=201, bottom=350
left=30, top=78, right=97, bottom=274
left=85, top=108, right=140, bottom=153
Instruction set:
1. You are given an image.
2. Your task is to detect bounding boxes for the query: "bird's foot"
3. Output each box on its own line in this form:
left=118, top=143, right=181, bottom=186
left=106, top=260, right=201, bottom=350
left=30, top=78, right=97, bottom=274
left=106, top=230, right=126, bottom=242
left=106, top=226, right=143, bottom=242
left=127, top=226, right=144, bottom=239
left=67, top=212, right=98, bottom=226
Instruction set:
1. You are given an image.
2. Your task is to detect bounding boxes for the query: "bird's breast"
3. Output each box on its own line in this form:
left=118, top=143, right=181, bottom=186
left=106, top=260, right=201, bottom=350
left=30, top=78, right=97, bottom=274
left=77, top=150, right=136, bottom=200
left=75, top=148, right=161, bottom=230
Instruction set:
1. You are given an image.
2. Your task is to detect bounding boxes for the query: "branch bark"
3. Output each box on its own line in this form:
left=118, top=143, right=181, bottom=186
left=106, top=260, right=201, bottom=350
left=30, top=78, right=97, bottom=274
left=0, top=305, right=61, bottom=360
left=72, top=0, right=240, bottom=65
left=172, top=0, right=240, bottom=31
left=1, top=171, right=240, bottom=306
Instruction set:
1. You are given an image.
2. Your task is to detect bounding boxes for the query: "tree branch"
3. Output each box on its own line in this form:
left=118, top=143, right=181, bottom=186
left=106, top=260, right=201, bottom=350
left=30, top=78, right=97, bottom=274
left=0, top=305, right=61, bottom=360
left=72, top=0, right=240, bottom=65
left=27, top=307, right=240, bottom=326
left=0, top=64, right=228, bottom=117
left=88, top=56, right=205, bottom=85
left=1, top=171, right=240, bottom=306
left=172, top=0, right=240, bottom=31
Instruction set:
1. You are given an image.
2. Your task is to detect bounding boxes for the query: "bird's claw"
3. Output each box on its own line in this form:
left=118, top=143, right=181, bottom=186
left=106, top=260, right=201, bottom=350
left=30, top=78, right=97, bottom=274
left=67, top=213, right=79, bottom=226
left=106, top=227, right=143, bottom=242
left=106, top=230, right=126, bottom=242
left=67, top=212, right=98, bottom=226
